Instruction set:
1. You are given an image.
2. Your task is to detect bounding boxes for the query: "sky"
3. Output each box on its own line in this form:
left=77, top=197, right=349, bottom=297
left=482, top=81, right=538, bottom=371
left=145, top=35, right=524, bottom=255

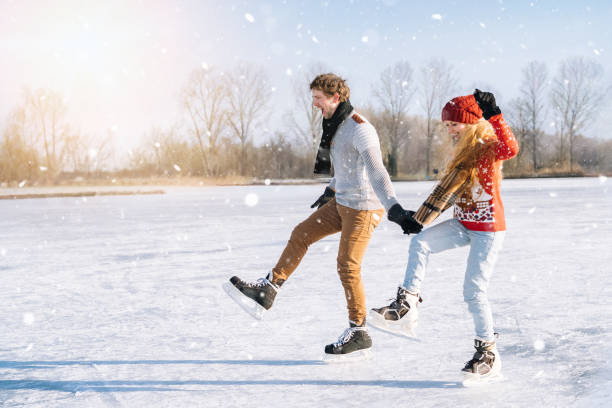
left=1, top=0, right=612, bottom=156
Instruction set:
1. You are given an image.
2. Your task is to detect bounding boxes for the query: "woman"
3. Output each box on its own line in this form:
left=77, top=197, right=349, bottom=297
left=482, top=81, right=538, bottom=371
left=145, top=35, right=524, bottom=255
left=369, top=90, right=519, bottom=383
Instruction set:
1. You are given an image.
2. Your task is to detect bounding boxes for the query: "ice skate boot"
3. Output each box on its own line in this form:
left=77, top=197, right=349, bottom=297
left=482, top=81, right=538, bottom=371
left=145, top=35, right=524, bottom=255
left=461, top=335, right=503, bottom=386
left=222, top=272, right=281, bottom=320
left=368, top=286, right=421, bottom=338
left=323, top=322, right=372, bottom=363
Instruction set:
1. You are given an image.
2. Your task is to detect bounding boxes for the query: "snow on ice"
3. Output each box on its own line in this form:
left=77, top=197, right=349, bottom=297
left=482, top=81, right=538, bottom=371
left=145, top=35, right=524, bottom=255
left=0, top=177, right=610, bottom=406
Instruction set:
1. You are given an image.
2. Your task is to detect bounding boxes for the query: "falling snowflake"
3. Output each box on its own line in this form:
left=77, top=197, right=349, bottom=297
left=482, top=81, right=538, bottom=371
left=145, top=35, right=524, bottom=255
left=173, top=164, right=181, bottom=172
left=533, top=339, right=545, bottom=352
left=244, top=13, right=255, bottom=23
left=245, top=193, right=259, bottom=207
left=431, top=14, right=442, bottom=20
left=23, top=313, right=35, bottom=325
left=264, top=179, right=271, bottom=185
left=312, top=35, right=319, bottom=43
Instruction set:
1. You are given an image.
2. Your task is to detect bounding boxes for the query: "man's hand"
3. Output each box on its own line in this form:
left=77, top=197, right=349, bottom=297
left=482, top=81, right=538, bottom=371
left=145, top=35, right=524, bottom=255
left=473, top=89, right=502, bottom=120
left=387, top=204, right=423, bottom=235
left=311, top=187, right=335, bottom=209
left=402, top=215, right=423, bottom=235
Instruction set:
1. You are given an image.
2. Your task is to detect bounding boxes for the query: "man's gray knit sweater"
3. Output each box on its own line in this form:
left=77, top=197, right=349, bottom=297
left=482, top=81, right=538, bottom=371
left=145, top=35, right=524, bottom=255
left=327, top=110, right=399, bottom=211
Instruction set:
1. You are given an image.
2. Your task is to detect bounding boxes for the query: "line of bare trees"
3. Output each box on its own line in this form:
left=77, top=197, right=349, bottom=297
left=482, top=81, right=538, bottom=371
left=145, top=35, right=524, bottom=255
left=0, top=88, right=113, bottom=183
left=1, top=57, right=611, bottom=185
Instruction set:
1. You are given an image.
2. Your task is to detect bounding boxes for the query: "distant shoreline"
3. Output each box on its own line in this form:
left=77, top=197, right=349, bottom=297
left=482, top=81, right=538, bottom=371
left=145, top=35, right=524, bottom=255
left=0, top=174, right=606, bottom=200
left=0, top=189, right=166, bottom=200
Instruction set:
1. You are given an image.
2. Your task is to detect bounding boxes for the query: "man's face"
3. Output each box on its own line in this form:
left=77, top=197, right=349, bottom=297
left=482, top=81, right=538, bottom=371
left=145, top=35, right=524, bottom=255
left=312, top=89, right=340, bottom=119
left=444, top=120, right=467, bottom=145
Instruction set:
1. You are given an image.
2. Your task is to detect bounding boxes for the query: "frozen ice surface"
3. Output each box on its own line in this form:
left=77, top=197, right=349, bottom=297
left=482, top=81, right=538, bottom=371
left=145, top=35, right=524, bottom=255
left=0, top=178, right=610, bottom=407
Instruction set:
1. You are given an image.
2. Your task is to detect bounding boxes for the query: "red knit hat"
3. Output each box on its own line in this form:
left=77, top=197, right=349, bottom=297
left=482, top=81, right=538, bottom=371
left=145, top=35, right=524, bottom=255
left=441, top=94, right=483, bottom=124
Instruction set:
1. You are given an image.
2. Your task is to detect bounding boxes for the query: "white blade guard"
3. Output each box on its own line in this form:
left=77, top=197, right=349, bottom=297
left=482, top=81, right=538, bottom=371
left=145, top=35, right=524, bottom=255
left=367, top=309, right=417, bottom=339
left=322, top=349, right=372, bottom=364
left=222, top=281, right=266, bottom=320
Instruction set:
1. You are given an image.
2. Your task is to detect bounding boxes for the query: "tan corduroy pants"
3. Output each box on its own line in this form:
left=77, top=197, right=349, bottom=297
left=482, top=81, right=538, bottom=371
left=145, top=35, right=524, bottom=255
left=271, top=199, right=384, bottom=325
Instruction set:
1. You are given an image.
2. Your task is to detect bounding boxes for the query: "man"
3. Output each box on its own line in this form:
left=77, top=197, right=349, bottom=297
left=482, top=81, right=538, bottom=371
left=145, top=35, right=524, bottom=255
left=223, top=73, right=413, bottom=359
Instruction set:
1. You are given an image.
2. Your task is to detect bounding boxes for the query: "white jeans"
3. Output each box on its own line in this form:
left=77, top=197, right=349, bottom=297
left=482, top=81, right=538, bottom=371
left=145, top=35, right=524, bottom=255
left=402, top=218, right=505, bottom=341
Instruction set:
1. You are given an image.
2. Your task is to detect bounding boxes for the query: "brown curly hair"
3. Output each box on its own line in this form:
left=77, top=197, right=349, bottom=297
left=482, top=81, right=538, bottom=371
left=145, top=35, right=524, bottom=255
left=309, top=73, right=350, bottom=102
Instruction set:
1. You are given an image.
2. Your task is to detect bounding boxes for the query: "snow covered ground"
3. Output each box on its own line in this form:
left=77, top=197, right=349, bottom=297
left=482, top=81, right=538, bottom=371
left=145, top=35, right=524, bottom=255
left=1, top=177, right=610, bottom=407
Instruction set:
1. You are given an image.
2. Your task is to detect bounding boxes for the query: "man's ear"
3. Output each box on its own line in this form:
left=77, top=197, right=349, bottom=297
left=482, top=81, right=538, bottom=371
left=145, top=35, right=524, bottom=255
left=333, top=93, right=340, bottom=103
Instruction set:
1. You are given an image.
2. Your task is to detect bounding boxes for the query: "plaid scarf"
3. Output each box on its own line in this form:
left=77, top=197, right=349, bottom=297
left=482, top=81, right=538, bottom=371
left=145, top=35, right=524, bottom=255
left=313, top=100, right=353, bottom=175
left=414, top=167, right=470, bottom=225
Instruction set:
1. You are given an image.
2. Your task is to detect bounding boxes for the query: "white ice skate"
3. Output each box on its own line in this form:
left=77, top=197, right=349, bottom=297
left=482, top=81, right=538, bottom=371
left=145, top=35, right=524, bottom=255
left=368, top=287, right=421, bottom=339
left=461, top=338, right=503, bottom=387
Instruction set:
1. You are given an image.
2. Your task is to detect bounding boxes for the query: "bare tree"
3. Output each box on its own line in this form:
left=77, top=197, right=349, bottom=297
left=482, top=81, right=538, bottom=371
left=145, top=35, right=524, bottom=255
left=550, top=57, right=608, bottom=172
left=182, top=66, right=227, bottom=176
left=519, top=61, right=548, bottom=172
left=63, top=129, right=114, bottom=175
left=506, top=97, right=530, bottom=173
left=26, top=88, right=69, bottom=176
left=0, top=106, right=40, bottom=181
left=372, top=61, right=416, bottom=176
left=226, top=64, right=270, bottom=175
left=419, top=58, right=457, bottom=179
left=285, top=62, right=328, bottom=161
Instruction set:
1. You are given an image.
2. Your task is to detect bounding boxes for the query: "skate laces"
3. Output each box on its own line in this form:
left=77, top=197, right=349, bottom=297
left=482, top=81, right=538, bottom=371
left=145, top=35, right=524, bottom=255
left=388, top=287, right=410, bottom=310
left=247, top=277, right=277, bottom=291
left=332, top=327, right=360, bottom=346
left=465, top=344, right=495, bottom=369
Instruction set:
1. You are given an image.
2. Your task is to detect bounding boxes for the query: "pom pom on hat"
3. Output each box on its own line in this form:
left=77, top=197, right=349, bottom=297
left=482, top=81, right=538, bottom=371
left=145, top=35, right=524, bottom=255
left=441, top=95, right=483, bottom=124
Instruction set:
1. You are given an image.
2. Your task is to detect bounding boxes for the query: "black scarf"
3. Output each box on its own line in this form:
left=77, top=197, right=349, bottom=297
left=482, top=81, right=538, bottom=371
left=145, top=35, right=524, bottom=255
left=313, top=100, right=353, bottom=175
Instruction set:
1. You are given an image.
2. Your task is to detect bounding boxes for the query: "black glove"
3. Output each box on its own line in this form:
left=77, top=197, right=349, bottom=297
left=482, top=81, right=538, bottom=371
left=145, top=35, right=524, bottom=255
left=402, top=214, right=423, bottom=235
left=310, top=187, right=335, bottom=209
left=473, top=89, right=502, bottom=120
left=387, top=204, right=423, bottom=235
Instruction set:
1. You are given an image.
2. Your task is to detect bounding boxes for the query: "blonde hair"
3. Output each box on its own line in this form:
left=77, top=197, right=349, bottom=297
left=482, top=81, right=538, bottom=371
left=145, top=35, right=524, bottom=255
left=309, top=73, right=350, bottom=102
left=444, top=119, right=498, bottom=189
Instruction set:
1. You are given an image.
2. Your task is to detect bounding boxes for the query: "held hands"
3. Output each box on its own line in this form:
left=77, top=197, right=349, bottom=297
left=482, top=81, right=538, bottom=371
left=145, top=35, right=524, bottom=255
left=310, top=187, right=335, bottom=209
left=387, top=203, right=423, bottom=235
left=473, top=89, right=502, bottom=120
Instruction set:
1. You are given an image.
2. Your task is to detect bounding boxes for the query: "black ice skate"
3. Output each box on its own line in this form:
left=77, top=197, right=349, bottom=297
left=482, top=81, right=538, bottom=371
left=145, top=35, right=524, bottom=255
left=461, top=335, right=503, bottom=386
left=323, top=322, right=372, bottom=363
left=368, top=286, right=422, bottom=338
left=222, top=273, right=279, bottom=320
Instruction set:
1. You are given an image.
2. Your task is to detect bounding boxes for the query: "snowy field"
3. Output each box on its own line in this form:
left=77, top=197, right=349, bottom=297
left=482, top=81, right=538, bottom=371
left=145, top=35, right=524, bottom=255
left=1, top=177, right=610, bottom=407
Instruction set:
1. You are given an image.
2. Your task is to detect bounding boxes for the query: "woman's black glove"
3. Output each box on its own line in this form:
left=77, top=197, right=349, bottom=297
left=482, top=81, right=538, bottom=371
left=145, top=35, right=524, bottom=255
left=311, top=187, right=335, bottom=209
left=387, top=204, right=422, bottom=235
left=473, top=89, right=502, bottom=120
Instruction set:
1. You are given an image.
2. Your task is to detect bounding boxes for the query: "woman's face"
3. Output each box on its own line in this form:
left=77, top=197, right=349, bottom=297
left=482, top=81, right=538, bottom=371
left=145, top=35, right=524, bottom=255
left=444, top=121, right=466, bottom=144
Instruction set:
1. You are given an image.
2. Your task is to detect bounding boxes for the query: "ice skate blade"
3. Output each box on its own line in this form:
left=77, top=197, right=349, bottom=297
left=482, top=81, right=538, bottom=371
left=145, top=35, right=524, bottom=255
left=461, top=372, right=504, bottom=387
left=322, top=349, right=372, bottom=364
left=367, top=310, right=418, bottom=340
left=222, top=281, right=266, bottom=320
